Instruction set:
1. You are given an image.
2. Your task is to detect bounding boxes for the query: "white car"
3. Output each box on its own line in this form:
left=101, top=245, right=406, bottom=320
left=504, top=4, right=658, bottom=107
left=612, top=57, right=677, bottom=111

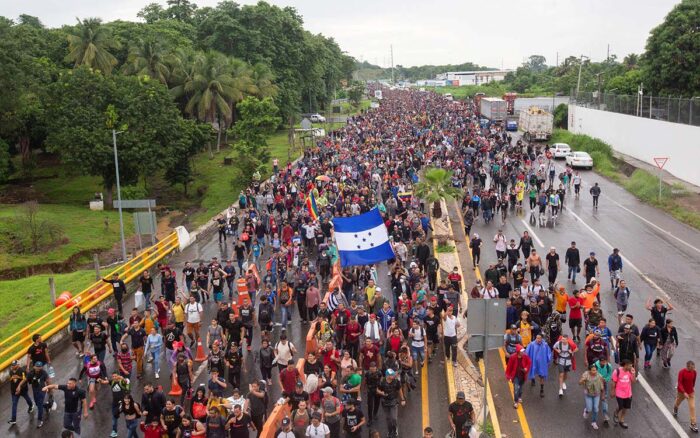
left=551, top=143, right=571, bottom=159
left=309, top=113, right=326, bottom=123
left=566, top=151, right=594, bottom=169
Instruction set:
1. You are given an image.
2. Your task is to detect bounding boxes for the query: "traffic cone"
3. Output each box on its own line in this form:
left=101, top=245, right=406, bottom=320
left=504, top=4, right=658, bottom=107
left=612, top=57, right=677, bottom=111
left=168, top=375, right=182, bottom=396
left=194, top=340, right=207, bottom=362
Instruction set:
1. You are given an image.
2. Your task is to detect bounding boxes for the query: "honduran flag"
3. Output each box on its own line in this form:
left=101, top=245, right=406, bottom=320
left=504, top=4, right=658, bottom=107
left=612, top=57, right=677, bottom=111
left=333, top=208, right=394, bottom=267
left=305, top=192, right=319, bottom=221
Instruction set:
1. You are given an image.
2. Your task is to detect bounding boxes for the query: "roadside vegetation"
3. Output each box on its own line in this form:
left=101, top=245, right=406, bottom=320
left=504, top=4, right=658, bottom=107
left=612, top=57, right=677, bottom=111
left=551, top=129, right=700, bottom=229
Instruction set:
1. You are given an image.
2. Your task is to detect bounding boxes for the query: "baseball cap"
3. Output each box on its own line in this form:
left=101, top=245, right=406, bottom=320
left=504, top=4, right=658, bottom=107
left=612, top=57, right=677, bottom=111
left=456, top=391, right=466, bottom=399
left=296, top=381, right=304, bottom=387
left=624, top=324, right=632, bottom=330
left=385, top=368, right=396, bottom=376
left=321, top=387, right=334, bottom=394
left=11, top=360, right=19, bottom=366
left=34, top=361, right=44, bottom=367
left=590, top=251, right=595, bottom=256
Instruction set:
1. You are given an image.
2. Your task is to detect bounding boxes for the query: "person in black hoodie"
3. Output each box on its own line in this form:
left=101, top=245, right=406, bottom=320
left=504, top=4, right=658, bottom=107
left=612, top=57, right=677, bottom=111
left=640, top=319, right=661, bottom=369
left=140, top=383, right=166, bottom=424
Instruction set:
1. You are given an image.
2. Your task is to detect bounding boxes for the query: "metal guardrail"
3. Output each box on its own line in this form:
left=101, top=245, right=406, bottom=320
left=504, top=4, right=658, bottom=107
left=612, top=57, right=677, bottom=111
left=0, top=231, right=181, bottom=371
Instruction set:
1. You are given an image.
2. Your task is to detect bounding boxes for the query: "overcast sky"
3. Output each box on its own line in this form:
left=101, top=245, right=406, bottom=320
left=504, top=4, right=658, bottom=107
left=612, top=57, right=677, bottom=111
left=1, top=0, right=681, bottom=68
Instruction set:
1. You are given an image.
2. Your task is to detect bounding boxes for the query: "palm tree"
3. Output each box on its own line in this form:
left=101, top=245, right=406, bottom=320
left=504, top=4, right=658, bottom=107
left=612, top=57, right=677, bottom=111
left=65, top=18, right=119, bottom=74
left=171, top=51, right=237, bottom=155
left=414, top=167, right=463, bottom=219
left=122, top=39, right=172, bottom=84
left=623, top=53, right=639, bottom=70
left=251, top=62, right=278, bottom=98
left=222, top=57, right=258, bottom=143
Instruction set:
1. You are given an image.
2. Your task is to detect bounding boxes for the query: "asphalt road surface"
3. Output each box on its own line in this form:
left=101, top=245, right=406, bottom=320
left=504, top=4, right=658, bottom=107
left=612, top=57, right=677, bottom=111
left=446, top=147, right=700, bottom=437
left=2, top=226, right=450, bottom=437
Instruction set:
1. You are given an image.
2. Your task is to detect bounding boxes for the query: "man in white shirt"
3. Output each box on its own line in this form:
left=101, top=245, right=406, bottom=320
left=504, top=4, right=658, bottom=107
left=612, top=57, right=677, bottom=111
left=306, top=412, right=330, bottom=437
left=442, top=306, right=461, bottom=367
left=185, top=295, right=203, bottom=346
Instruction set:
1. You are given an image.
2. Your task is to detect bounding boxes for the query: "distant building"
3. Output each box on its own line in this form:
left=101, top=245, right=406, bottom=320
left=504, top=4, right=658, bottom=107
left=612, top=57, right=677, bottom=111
left=435, top=70, right=513, bottom=86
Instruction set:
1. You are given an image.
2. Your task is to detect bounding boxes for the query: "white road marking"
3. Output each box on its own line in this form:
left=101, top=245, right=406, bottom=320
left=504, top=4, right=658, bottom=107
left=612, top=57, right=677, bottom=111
left=555, top=161, right=700, bottom=255
left=520, top=219, right=545, bottom=248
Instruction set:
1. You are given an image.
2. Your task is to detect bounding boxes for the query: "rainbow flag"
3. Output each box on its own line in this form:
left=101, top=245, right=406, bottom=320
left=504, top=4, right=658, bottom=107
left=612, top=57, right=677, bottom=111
left=305, top=192, right=319, bottom=221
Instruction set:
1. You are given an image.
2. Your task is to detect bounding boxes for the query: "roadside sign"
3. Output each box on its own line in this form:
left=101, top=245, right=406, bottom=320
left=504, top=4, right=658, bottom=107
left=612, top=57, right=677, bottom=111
left=653, top=157, right=669, bottom=169
left=113, top=199, right=156, bottom=209
left=467, top=298, right=507, bottom=353
left=133, top=211, right=157, bottom=235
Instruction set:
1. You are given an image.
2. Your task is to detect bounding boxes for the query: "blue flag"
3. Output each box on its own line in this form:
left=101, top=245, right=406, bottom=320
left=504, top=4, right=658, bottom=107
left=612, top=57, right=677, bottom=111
left=333, top=208, right=394, bottom=267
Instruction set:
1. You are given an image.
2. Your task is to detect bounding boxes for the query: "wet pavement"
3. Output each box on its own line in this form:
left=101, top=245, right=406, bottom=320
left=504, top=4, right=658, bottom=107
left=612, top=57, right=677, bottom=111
left=2, top=225, right=449, bottom=437
left=446, top=152, right=700, bottom=437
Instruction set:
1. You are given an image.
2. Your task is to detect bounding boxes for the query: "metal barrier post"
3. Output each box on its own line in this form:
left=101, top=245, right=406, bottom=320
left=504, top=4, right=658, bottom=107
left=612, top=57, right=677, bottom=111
left=49, top=277, right=56, bottom=306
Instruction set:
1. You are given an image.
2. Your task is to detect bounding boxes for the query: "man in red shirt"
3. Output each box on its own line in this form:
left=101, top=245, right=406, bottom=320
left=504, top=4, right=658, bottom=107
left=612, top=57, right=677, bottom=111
left=332, top=303, right=352, bottom=350
left=567, top=289, right=584, bottom=343
left=674, top=360, right=697, bottom=432
left=321, top=340, right=340, bottom=373
left=279, top=361, right=299, bottom=397
left=359, top=338, right=381, bottom=370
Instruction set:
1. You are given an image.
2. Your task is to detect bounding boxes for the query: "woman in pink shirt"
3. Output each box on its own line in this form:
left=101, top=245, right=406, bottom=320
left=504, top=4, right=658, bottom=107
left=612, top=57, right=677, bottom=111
left=611, top=360, right=636, bottom=429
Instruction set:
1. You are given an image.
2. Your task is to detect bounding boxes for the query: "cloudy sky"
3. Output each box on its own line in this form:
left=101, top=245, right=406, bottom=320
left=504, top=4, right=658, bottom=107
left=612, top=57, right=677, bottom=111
left=1, top=0, right=681, bottom=68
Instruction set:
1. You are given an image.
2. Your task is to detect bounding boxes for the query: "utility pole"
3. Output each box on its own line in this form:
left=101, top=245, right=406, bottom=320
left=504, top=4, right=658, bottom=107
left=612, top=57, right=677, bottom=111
left=390, top=44, right=395, bottom=84
left=575, top=55, right=589, bottom=97
left=607, top=44, right=610, bottom=62
left=113, top=129, right=127, bottom=262
left=556, top=52, right=559, bottom=68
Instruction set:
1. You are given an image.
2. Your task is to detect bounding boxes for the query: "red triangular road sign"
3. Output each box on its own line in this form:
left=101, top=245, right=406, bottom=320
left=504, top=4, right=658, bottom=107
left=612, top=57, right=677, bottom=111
left=653, top=157, right=668, bottom=169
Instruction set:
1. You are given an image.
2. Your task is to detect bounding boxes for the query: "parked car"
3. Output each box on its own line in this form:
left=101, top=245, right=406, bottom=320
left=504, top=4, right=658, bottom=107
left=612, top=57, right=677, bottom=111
left=566, top=151, right=593, bottom=169
left=551, top=143, right=571, bottom=158
left=309, top=113, right=326, bottom=123
left=506, top=120, right=518, bottom=131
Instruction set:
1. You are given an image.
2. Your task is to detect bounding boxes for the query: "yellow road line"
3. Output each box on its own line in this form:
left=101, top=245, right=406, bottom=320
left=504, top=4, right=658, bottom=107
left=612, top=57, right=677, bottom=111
left=498, top=348, right=533, bottom=438
left=421, top=358, right=430, bottom=430
left=478, top=359, right=503, bottom=438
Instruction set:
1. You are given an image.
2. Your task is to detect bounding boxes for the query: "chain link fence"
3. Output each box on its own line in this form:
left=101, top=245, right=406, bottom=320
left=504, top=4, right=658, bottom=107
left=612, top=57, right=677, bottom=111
left=572, top=92, right=700, bottom=126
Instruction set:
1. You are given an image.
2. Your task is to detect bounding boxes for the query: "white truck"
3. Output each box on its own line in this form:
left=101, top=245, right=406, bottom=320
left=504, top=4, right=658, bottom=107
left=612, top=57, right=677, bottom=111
left=479, top=97, right=507, bottom=121
left=518, top=106, right=553, bottom=141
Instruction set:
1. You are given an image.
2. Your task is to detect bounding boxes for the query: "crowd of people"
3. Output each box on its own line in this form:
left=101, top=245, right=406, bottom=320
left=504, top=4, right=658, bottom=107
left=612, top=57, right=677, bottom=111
left=6, top=87, right=696, bottom=438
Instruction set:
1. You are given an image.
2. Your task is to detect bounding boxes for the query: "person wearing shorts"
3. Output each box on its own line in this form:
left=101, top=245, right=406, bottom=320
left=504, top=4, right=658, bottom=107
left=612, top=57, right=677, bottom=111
left=612, top=360, right=636, bottom=429
left=553, top=334, right=577, bottom=398
left=185, top=296, right=203, bottom=347
left=409, top=321, right=426, bottom=374
left=567, top=290, right=584, bottom=343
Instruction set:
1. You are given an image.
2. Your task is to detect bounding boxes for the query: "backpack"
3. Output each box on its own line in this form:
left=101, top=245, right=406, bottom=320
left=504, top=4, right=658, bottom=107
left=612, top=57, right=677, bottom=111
left=258, top=303, right=272, bottom=325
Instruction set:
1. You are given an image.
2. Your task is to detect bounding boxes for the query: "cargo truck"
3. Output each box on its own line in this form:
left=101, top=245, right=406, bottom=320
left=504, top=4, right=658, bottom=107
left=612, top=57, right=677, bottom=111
left=479, top=97, right=507, bottom=121
left=518, top=106, right=553, bottom=141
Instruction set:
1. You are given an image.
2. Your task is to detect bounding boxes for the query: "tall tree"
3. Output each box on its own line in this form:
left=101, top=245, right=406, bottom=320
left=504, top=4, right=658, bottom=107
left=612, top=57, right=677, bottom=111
left=171, top=51, right=238, bottom=154
left=122, top=38, right=172, bottom=84
left=231, top=96, right=281, bottom=183
left=642, top=0, right=700, bottom=96
left=622, top=53, right=639, bottom=70
left=65, top=18, right=120, bottom=74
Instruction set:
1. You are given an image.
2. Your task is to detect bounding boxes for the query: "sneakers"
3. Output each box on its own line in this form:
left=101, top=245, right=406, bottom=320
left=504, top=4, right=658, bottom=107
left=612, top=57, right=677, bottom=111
left=110, top=431, right=118, bottom=437
left=690, top=423, right=698, bottom=433
left=155, top=372, right=160, bottom=379
left=673, top=407, right=678, bottom=417
left=582, top=408, right=588, bottom=419
left=604, top=415, right=610, bottom=425
left=7, top=420, right=16, bottom=425
left=558, top=388, right=564, bottom=398
left=37, top=421, right=44, bottom=429
left=562, top=382, right=567, bottom=391
left=28, top=404, right=35, bottom=414
left=591, top=422, right=598, bottom=430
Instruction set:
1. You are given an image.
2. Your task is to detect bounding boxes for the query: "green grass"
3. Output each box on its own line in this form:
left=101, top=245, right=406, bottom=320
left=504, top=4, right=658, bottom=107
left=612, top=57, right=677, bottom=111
left=551, top=129, right=700, bottom=230
left=436, top=244, right=456, bottom=253
left=0, top=204, right=132, bottom=275
left=0, top=270, right=95, bottom=340
left=188, top=130, right=298, bottom=226
left=433, top=84, right=544, bottom=100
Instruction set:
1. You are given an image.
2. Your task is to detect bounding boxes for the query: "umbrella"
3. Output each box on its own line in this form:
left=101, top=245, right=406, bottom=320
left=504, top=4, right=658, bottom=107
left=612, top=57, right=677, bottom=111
left=464, top=146, right=476, bottom=155
left=316, top=175, right=331, bottom=182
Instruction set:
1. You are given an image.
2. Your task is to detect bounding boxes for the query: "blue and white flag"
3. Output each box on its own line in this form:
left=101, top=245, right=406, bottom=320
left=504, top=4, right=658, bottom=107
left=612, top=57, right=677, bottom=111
left=333, top=208, right=394, bottom=267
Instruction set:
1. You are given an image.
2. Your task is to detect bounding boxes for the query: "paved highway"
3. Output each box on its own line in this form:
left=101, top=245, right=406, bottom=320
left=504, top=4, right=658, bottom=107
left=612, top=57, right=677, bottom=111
left=2, top=225, right=450, bottom=437
left=446, top=144, right=700, bottom=437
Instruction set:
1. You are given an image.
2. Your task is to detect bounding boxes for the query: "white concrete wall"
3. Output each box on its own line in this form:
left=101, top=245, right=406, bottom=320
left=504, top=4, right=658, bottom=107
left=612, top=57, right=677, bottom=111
left=568, top=105, right=700, bottom=187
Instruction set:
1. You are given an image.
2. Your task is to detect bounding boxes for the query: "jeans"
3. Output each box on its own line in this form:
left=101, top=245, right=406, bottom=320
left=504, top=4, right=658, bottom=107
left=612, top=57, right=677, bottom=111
left=150, top=347, right=161, bottom=373
left=96, top=348, right=107, bottom=363
left=644, top=343, right=657, bottom=362
left=383, top=404, right=398, bottom=435
left=280, top=305, right=292, bottom=326
left=126, top=418, right=139, bottom=438
left=144, top=292, right=151, bottom=310
left=185, top=279, right=193, bottom=293
left=11, top=392, right=33, bottom=421
left=32, top=387, right=45, bottom=421
left=513, top=376, right=524, bottom=403
left=568, top=266, right=578, bottom=282
left=112, top=404, right=120, bottom=433
left=366, top=391, right=381, bottom=422
left=601, top=381, right=610, bottom=416
left=585, top=394, right=601, bottom=423
left=64, top=411, right=82, bottom=435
